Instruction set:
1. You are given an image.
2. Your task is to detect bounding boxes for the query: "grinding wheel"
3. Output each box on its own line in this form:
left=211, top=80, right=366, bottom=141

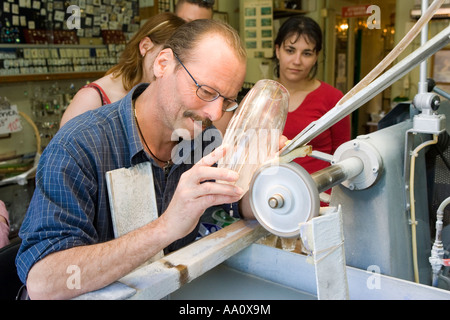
left=249, top=162, right=320, bottom=238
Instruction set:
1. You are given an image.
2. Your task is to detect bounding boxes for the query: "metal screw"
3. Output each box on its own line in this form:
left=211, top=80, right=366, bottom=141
left=268, top=194, right=284, bottom=209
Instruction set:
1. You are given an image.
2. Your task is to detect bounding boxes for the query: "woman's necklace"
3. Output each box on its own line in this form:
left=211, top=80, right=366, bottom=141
left=133, top=103, right=173, bottom=175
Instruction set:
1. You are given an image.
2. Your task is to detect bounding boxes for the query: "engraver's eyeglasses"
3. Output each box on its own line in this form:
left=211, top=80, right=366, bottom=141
left=173, top=52, right=239, bottom=112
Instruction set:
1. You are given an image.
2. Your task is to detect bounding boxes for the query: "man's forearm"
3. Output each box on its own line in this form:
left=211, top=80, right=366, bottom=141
left=26, top=218, right=172, bottom=300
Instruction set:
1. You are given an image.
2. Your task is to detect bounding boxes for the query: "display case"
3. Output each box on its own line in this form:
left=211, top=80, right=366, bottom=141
left=0, top=0, right=143, bottom=82
left=0, top=43, right=124, bottom=83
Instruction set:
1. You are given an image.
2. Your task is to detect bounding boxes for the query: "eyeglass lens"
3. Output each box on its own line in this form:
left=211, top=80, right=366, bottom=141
left=174, top=52, right=238, bottom=112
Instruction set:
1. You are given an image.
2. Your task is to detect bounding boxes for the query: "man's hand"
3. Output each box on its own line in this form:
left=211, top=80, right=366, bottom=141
left=160, top=146, right=243, bottom=240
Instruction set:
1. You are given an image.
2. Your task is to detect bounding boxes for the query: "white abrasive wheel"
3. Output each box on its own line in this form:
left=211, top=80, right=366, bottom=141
left=249, top=162, right=320, bottom=238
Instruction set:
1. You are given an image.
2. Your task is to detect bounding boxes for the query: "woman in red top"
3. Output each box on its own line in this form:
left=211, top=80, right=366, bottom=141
left=274, top=16, right=350, bottom=175
left=274, top=16, right=350, bottom=204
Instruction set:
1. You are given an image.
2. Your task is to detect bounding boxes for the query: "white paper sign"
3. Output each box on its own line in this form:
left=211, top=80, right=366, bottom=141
left=0, top=105, right=23, bottom=134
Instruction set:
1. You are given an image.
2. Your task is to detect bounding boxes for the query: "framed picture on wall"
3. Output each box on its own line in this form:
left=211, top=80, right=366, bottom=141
left=432, top=49, right=450, bottom=84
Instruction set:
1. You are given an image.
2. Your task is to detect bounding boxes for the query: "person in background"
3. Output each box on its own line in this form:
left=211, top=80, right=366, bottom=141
left=274, top=16, right=350, bottom=198
left=175, top=0, right=215, bottom=22
left=60, top=12, right=185, bottom=128
left=16, top=19, right=258, bottom=300
left=0, top=200, right=10, bottom=248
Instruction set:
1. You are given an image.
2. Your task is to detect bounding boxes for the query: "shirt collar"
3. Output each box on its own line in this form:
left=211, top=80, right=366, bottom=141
left=118, top=83, right=149, bottom=165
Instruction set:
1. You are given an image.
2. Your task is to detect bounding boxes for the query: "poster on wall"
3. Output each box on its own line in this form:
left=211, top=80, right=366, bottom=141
left=243, top=0, right=273, bottom=58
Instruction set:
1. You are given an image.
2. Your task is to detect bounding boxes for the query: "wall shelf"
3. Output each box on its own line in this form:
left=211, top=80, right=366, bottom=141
left=0, top=43, right=119, bottom=83
left=0, top=71, right=105, bottom=84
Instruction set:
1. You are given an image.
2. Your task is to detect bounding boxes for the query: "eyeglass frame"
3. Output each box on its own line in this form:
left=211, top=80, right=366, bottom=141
left=173, top=52, right=239, bottom=112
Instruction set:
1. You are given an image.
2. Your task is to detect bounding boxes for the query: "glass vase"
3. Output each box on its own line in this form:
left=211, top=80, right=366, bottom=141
left=218, top=79, right=289, bottom=194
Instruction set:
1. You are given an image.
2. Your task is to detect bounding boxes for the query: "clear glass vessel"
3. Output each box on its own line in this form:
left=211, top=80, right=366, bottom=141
left=218, top=79, right=289, bottom=194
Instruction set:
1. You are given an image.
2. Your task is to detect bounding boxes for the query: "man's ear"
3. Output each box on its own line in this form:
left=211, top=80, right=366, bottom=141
left=153, top=48, right=173, bottom=78
left=139, top=37, right=155, bottom=57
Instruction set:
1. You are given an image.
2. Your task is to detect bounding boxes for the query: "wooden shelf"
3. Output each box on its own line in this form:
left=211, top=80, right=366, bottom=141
left=0, top=71, right=106, bottom=83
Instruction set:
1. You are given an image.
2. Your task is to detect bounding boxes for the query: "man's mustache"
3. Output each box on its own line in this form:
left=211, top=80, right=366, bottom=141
left=183, top=111, right=212, bottom=128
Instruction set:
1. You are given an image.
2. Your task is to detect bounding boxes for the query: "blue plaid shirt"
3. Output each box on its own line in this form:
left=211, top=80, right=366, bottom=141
left=16, top=83, right=236, bottom=284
